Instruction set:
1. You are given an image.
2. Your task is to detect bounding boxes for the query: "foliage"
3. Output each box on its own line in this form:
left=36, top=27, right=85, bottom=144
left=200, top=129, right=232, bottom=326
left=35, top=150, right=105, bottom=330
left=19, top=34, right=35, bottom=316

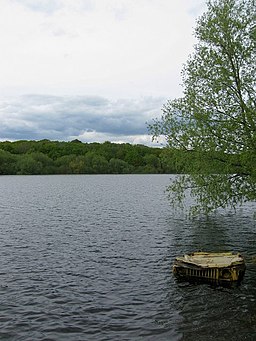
left=149, top=0, right=256, bottom=214
left=0, top=140, right=175, bottom=175
left=0, top=149, right=17, bottom=175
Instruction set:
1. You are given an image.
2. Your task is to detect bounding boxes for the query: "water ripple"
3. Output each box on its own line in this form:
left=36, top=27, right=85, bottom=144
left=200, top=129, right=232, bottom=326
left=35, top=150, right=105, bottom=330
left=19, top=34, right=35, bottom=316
left=0, top=175, right=255, bottom=340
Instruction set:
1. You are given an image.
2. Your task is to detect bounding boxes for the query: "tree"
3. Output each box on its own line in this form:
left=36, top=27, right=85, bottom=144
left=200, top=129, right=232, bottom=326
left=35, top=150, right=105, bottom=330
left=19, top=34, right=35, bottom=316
left=16, top=155, right=43, bottom=175
left=149, top=0, right=256, bottom=215
left=0, top=149, right=17, bottom=174
left=109, top=158, right=132, bottom=174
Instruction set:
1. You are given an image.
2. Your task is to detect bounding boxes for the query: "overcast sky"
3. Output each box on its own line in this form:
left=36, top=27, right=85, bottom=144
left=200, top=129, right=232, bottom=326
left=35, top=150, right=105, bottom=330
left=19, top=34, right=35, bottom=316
left=0, top=0, right=206, bottom=145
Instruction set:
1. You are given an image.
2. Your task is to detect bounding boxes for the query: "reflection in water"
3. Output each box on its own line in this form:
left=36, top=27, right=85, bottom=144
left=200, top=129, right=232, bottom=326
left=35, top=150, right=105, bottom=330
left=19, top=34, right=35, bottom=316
left=190, top=217, right=229, bottom=252
left=177, top=282, right=256, bottom=341
left=168, top=209, right=256, bottom=340
left=0, top=175, right=255, bottom=340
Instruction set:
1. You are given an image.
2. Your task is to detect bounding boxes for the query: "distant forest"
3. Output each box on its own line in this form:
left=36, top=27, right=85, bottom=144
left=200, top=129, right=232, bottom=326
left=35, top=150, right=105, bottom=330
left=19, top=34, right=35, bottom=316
left=0, top=140, right=177, bottom=175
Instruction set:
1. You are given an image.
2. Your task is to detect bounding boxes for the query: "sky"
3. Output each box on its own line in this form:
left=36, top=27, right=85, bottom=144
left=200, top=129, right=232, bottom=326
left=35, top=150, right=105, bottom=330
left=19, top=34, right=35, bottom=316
left=0, top=0, right=207, bottom=145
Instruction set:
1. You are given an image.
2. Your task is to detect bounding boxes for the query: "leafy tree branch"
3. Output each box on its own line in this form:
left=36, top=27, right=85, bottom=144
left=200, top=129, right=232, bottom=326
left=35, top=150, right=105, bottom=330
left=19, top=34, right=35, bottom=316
left=149, top=0, right=256, bottom=215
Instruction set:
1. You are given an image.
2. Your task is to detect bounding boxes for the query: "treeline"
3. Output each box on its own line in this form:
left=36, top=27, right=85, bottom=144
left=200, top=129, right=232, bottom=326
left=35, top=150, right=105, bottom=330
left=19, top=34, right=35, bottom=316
left=0, top=139, right=177, bottom=175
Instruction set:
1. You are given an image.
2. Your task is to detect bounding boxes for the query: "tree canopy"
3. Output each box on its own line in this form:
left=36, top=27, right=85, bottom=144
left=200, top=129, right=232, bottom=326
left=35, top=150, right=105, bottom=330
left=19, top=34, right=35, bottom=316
left=0, top=140, right=177, bottom=175
left=149, top=0, right=256, bottom=215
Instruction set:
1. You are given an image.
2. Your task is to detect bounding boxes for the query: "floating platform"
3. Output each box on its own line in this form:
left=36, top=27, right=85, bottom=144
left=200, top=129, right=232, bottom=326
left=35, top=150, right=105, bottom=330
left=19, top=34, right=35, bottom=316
left=173, top=252, right=246, bottom=284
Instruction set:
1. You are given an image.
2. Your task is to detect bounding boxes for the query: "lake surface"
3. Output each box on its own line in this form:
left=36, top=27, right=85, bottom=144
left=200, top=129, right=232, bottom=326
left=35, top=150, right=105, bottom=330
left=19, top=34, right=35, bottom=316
left=0, top=174, right=255, bottom=341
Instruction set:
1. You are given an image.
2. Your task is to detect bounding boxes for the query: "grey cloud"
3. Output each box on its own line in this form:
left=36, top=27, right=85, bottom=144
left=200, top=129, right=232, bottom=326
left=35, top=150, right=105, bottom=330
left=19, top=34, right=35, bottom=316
left=0, top=95, right=164, bottom=143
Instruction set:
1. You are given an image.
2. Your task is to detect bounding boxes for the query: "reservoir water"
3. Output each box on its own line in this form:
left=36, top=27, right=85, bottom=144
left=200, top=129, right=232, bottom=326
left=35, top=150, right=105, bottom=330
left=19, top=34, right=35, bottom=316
left=0, top=174, right=255, bottom=340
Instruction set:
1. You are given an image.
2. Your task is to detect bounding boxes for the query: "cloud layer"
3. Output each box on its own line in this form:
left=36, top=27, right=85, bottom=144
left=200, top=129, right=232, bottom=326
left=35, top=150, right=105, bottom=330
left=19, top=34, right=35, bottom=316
left=0, top=94, right=165, bottom=145
left=0, top=0, right=206, bottom=145
left=1, top=0, right=206, bottom=99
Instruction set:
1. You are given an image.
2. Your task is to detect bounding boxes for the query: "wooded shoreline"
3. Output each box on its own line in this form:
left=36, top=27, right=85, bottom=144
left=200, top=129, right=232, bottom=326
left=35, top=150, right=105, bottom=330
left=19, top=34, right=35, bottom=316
left=0, top=139, right=177, bottom=175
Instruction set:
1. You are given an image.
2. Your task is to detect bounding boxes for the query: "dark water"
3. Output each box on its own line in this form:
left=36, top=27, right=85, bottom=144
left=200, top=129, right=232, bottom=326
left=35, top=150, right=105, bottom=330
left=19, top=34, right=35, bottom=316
left=0, top=174, right=255, bottom=341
